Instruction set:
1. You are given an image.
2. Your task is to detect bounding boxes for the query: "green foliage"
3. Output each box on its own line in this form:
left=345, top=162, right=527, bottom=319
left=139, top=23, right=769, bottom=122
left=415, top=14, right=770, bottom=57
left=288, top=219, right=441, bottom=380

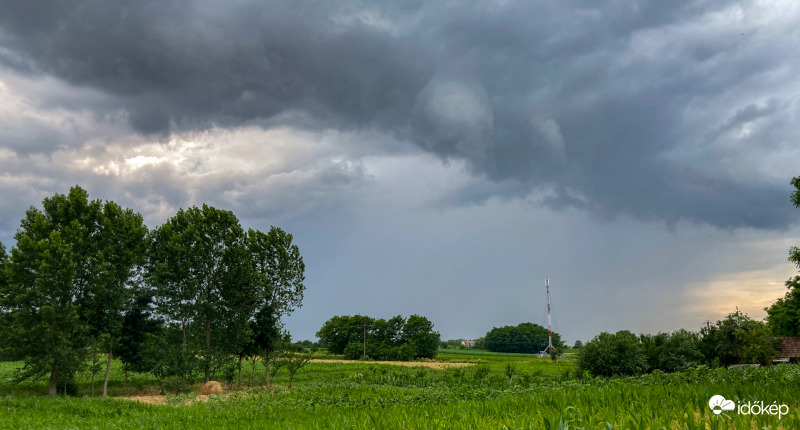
left=160, top=376, right=191, bottom=396
left=769, top=177, right=800, bottom=334
left=578, top=330, right=648, bottom=377
left=116, top=292, right=162, bottom=373
left=472, top=364, right=490, bottom=380
left=317, top=314, right=439, bottom=360
left=640, top=329, right=703, bottom=372
left=138, top=328, right=201, bottom=383
left=700, top=310, right=778, bottom=366
left=146, top=204, right=255, bottom=381
left=5, top=363, right=800, bottom=429
left=402, top=314, right=440, bottom=359
left=316, top=314, right=374, bottom=355
left=484, top=322, right=563, bottom=354
left=246, top=227, right=306, bottom=317
left=0, top=187, right=147, bottom=394
left=0, top=240, right=7, bottom=293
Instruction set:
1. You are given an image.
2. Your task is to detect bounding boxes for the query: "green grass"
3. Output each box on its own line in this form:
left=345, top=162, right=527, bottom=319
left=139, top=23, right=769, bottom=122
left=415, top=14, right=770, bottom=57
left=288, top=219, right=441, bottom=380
left=2, top=352, right=800, bottom=429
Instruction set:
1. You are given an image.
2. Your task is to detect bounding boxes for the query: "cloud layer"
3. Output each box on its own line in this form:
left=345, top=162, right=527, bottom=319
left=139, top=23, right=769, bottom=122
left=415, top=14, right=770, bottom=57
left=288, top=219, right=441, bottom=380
left=2, top=0, right=799, bottom=229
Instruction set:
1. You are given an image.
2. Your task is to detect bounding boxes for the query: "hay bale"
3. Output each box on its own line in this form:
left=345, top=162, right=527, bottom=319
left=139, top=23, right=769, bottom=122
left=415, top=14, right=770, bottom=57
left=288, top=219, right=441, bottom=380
left=201, top=381, right=223, bottom=395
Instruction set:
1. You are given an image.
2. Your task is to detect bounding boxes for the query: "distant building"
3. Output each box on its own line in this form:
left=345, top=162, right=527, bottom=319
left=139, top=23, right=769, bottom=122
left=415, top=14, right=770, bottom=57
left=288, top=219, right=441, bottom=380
left=461, top=340, right=476, bottom=349
left=774, top=337, right=800, bottom=364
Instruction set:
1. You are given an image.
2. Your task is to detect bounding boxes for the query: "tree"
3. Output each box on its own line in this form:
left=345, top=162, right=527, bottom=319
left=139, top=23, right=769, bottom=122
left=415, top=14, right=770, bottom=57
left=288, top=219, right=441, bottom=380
left=765, top=276, right=800, bottom=336
left=0, top=187, right=146, bottom=396
left=1, top=229, right=86, bottom=395
left=246, top=227, right=305, bottom=317
left=147, top=204, right=254, bottom=383
left=245, top=227, right=305, bottom=384
left=89, top=200, right=148, bottom=396
left=578, top=330, right=648, bottom=377
left=115, top=290, right=162, bottom=395
left=317, top=314, right=439, bottom=360
left=573, top=340, right=583, bottom=349
left=249, top=303, right=282, bottom=386
left=700, top=310, right=778, bottom=366
left=766, top=177, right=800, bottom=336
left=484, top=322, right=563, bottom=354
left=0, top=240, right=7, bottom=290
left=316, top=315, right=375, bottom=355
left=402, top=314, right=440, bottom=359
left=640, top=330, right=703, bottom=372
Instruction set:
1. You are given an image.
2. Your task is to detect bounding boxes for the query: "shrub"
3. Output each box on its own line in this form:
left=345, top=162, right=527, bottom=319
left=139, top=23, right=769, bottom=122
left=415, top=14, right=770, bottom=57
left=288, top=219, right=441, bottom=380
left=161, top=376, right=191, bottom=395
left=578, top=330, right=648, bottom=377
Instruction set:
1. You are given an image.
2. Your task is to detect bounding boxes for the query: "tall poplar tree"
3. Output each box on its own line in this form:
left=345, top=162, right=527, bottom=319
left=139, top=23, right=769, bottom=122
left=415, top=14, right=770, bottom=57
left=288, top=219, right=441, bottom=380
left=147, top=204, right=254, bottom=383
left=0, top=187, right=146, bottom=395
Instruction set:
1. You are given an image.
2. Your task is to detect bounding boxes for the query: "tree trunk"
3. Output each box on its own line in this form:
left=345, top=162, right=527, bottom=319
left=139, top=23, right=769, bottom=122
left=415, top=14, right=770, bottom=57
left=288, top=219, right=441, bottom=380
left=204, top=319, right=211, bottom=383
left=264, top=353, right=270, bottom=387
left=123, top=363, right=128, bottom=396
left=102, top=337, right=112, bottom=397
left=91, top=341, right=98, bottom=396
left=48, top=361, right=59, bottom=396
left=181, top=319, right=187, bottom=351
left=237, top=356, right=242, bottom=387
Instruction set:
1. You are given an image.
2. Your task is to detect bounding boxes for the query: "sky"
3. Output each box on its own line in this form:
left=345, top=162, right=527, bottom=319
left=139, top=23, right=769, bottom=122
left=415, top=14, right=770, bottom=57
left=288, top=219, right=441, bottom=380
left=1, top=0, right=799, bottom=344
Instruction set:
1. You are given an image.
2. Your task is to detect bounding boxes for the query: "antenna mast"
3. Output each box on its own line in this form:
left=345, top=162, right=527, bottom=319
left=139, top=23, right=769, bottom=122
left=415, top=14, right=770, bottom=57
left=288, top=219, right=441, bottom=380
left=541, top=279, right=554, bottom=356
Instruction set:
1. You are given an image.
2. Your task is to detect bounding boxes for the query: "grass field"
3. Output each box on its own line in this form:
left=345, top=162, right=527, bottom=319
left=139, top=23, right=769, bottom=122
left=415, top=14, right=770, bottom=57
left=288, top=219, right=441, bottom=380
left=2, top=352, right=800, bottom=429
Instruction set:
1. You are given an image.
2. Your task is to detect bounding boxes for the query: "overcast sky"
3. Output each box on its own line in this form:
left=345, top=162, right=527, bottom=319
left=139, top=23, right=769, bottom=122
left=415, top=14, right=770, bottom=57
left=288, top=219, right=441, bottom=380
left=1, top=0, right=799, bottom=344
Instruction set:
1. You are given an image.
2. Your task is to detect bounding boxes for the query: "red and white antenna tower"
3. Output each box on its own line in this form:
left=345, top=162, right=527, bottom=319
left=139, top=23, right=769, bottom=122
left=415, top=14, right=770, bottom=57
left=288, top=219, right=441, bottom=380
left=541, top=279, right=554, bottom=356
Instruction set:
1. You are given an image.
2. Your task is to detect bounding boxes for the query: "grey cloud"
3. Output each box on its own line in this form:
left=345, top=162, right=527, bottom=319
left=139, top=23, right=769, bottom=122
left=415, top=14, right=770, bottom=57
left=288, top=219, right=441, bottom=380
left=1, top=0, right=798, bottom=229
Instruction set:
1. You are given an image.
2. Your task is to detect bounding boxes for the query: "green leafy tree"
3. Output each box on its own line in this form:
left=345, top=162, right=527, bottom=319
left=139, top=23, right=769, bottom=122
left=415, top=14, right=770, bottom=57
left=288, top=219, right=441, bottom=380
left=317, top=314, right=439, bottom=360
left=115, top=290, right=162, bottom=394
left=245, top=227, right=305, bottom=384
left=147, top=204, right=254, bottom=383
left=0, top=187, right=146, bottom=396
left=316, top=315, right=375, bottom=355
left=2, top=229, right=86, bottom=395
left=766, top=177, right=800, bottom=336
left=402, top=314, right=439, bottom=359
left=0, top=240, right=7, bottom=291
left=250, top=303, right=282, bottom=386
left=578, top=330, right=648, bottom=377
left=247, top=227, right=306, bottom=316
left=640, top=330, right=703, bottom=372
left=700, top=310, right=778, bottom=366
left=766, top=276, right=800, bottom=336
left=484, top=322, right=563, bottom=354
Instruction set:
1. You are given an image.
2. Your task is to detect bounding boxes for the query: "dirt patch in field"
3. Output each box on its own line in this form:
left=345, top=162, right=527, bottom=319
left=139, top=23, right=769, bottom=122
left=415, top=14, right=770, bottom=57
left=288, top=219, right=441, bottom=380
left=125, top=395, right=167, bottom=405
left=311, top=359, right=474, bottom=369
left=124, top=393, right=218, bottom=406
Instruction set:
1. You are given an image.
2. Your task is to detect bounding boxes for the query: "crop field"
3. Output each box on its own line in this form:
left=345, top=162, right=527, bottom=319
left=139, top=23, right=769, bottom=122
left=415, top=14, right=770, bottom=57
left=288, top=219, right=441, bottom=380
left=2, top=352, right=800, bottom=429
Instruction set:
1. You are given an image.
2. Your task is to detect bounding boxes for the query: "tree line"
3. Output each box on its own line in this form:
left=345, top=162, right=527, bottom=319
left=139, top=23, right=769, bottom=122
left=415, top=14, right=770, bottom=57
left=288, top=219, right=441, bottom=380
left=578, top=176, right=800, bottom=377
left=0, top=186, right=305, bottom=395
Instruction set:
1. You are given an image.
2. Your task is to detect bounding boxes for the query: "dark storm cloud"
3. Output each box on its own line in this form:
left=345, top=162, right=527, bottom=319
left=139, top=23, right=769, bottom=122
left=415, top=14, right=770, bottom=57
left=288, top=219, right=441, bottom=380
left=1, top=0, right=797, bottom=229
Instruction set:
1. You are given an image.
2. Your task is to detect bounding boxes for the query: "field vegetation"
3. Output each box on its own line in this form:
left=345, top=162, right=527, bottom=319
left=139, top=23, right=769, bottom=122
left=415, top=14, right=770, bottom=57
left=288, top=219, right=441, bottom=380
left=3, top=351, right=800, bottom=429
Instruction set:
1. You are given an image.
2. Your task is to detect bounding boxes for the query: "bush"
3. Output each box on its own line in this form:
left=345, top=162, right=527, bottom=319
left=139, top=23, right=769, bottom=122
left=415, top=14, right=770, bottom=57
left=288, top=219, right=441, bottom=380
left=578, top=330, right=648, bottom=377
left=161, top=376, right=191, bottom=395
left=473, top=364, right=490, bottom=380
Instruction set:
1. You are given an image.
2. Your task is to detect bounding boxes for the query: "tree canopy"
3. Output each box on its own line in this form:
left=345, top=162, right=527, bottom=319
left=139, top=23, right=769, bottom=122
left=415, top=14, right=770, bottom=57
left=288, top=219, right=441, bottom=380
left=0, top=187, right=147, bottom=395
left=767, top=176, right=800, bottom=336
left=483, top=322, right=563, bottom=354
left=316, top=314, right=439, bottom=360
